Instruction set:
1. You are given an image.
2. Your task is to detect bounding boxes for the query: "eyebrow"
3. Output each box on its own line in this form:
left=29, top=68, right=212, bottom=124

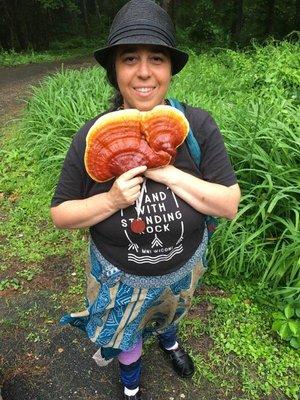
left=118, top=47, right=136, bottom=56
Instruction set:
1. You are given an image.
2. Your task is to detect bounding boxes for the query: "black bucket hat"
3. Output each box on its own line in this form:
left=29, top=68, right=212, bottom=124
left=94, top=0, right=189, bottom=75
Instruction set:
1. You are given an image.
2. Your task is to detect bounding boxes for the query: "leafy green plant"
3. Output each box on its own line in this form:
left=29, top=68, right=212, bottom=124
left=26, top=330, right=49, bottom=343
left=190, top=275, right=300, bottom=400
left=16, top=266, right=42, bottom=281
left=0, top=278, right=22, bottom=291
left=272, top=301, right=300, bottom=349
left=178, top=41, right=300, bottom=299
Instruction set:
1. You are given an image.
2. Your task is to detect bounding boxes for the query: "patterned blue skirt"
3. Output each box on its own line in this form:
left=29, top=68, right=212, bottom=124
left=60, top=230, right=208, bottom=362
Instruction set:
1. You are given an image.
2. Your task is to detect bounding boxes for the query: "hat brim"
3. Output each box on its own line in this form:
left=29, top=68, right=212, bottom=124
left=94, top=38, right=188, bottom=75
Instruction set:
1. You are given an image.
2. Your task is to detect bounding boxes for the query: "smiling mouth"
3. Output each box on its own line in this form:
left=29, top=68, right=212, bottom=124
left=134, top=87, right=156, bottom=94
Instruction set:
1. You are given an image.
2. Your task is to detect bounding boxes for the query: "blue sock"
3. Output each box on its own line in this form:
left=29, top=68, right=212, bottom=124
left=158, top=325, right=177, bottom=349
left=119, top=357, right=142, bottom=390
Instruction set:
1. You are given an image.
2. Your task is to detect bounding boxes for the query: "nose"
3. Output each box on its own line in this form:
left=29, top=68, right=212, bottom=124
left=137, top=59, right=151, bottom=79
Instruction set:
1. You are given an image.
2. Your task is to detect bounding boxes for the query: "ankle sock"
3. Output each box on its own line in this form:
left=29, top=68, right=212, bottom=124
left=165, top=341, right=179, bottom=351
left=124, top=386, right=139, bottom=396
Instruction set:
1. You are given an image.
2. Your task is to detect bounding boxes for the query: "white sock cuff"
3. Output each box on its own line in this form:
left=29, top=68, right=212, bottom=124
left=165, top=341, right=179, bottom=351
left=124, top=386, right=139, bottom=396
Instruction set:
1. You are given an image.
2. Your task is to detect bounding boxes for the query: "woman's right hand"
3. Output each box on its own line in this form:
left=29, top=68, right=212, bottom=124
left=107, top=165, right=147, bottom=210
left=51, top=165, right=147, bottom=229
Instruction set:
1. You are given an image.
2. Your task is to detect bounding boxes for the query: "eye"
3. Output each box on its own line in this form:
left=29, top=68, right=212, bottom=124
left=151, top=54, right=165, bottom=64
left=123, top=55, right=137, bottom=64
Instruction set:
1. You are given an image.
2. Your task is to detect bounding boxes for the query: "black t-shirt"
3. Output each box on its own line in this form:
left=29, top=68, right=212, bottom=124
left=51, top=104, right=237, bottom=276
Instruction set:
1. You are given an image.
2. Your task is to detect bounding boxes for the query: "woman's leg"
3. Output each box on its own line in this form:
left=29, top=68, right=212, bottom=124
left=118, top=339, right=143, bottom=397
left=158, top=324, right=178, bottom=349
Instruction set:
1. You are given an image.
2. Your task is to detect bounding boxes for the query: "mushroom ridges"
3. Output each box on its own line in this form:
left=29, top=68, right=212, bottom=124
left=84, top=105, right=189, bottom=182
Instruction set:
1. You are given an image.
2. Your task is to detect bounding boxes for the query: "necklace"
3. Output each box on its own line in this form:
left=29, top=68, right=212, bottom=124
left=130, top=179, right=147, bottom=234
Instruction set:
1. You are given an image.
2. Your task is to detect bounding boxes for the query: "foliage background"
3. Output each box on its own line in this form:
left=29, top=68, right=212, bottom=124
left=0, top=0, right=299, bottom=52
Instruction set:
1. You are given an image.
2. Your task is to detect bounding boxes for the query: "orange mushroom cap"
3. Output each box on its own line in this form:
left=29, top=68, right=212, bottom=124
left=84, top=105, right=189, bottom=182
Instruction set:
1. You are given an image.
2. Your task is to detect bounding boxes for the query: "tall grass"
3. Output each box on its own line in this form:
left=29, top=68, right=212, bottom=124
left=4, top=40, right=300, bottom=298
left=170, top=40, right=299, bottom=296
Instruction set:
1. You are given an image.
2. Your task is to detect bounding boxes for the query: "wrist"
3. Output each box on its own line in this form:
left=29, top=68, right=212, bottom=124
left=103, top=192, right=120, bottom=213
left=165, top=165, right=180, bottom=187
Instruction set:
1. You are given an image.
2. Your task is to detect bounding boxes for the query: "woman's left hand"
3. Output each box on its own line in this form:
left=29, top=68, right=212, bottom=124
left=144, top=165, right=177, bottom=186
left=145, top=164, right=241, bottom=220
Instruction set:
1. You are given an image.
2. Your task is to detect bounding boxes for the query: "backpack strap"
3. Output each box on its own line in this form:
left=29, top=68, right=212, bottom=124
left=167, top=97, right=218, bottom=242
left=167, top=98, right=201, bottom=166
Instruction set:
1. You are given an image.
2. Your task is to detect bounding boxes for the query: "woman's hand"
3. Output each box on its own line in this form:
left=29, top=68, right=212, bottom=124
left=107, top=165, right=147, bottom=210
left=146, top=165, right=241, bottom=220
left=51, top=165, right=147, bottom=229
left=144, top=165, right=177, bottom=186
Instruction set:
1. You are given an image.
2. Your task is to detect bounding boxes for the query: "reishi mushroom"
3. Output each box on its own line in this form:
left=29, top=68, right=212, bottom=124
left=84, top=105, right=189, bottom=182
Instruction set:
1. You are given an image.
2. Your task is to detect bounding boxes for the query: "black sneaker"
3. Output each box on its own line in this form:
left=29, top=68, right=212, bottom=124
left=159, top=342, right=195, bottom=378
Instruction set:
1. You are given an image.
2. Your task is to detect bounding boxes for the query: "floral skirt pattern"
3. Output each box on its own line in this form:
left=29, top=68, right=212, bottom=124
left=60, top=233, right=208, bottom=360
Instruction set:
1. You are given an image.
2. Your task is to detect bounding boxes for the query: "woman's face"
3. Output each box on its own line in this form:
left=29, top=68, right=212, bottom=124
left=115, top=44, right=172, bottom=111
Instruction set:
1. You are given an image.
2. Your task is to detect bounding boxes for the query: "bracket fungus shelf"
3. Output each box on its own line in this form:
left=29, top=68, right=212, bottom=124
left=84, top=105, right=189, bottom=182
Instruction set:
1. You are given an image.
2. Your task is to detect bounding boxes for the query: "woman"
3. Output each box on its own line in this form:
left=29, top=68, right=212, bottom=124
left=51, top=1, right=241, bottom=399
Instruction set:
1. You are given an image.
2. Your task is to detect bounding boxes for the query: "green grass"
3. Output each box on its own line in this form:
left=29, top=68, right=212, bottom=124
left=172, top=40, right=299, bottom=296
left=0, top=38, right=102, bottom=67
left=0, top=48, right=88, bottom=67
left=181, top=275, right=300, bottom=399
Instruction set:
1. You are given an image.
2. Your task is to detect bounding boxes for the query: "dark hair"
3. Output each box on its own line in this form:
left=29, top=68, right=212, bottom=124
left=110, top=91, right=124, bottom=110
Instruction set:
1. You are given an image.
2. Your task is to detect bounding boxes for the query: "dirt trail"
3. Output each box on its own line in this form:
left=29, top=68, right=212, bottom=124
left=0, top=56, right=97, bottom=125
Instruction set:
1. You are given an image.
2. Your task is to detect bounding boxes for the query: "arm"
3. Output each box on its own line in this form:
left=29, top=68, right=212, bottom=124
left=51, top=165, right=147, bottom=229
left=144, top=165, right=241, bottom=220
